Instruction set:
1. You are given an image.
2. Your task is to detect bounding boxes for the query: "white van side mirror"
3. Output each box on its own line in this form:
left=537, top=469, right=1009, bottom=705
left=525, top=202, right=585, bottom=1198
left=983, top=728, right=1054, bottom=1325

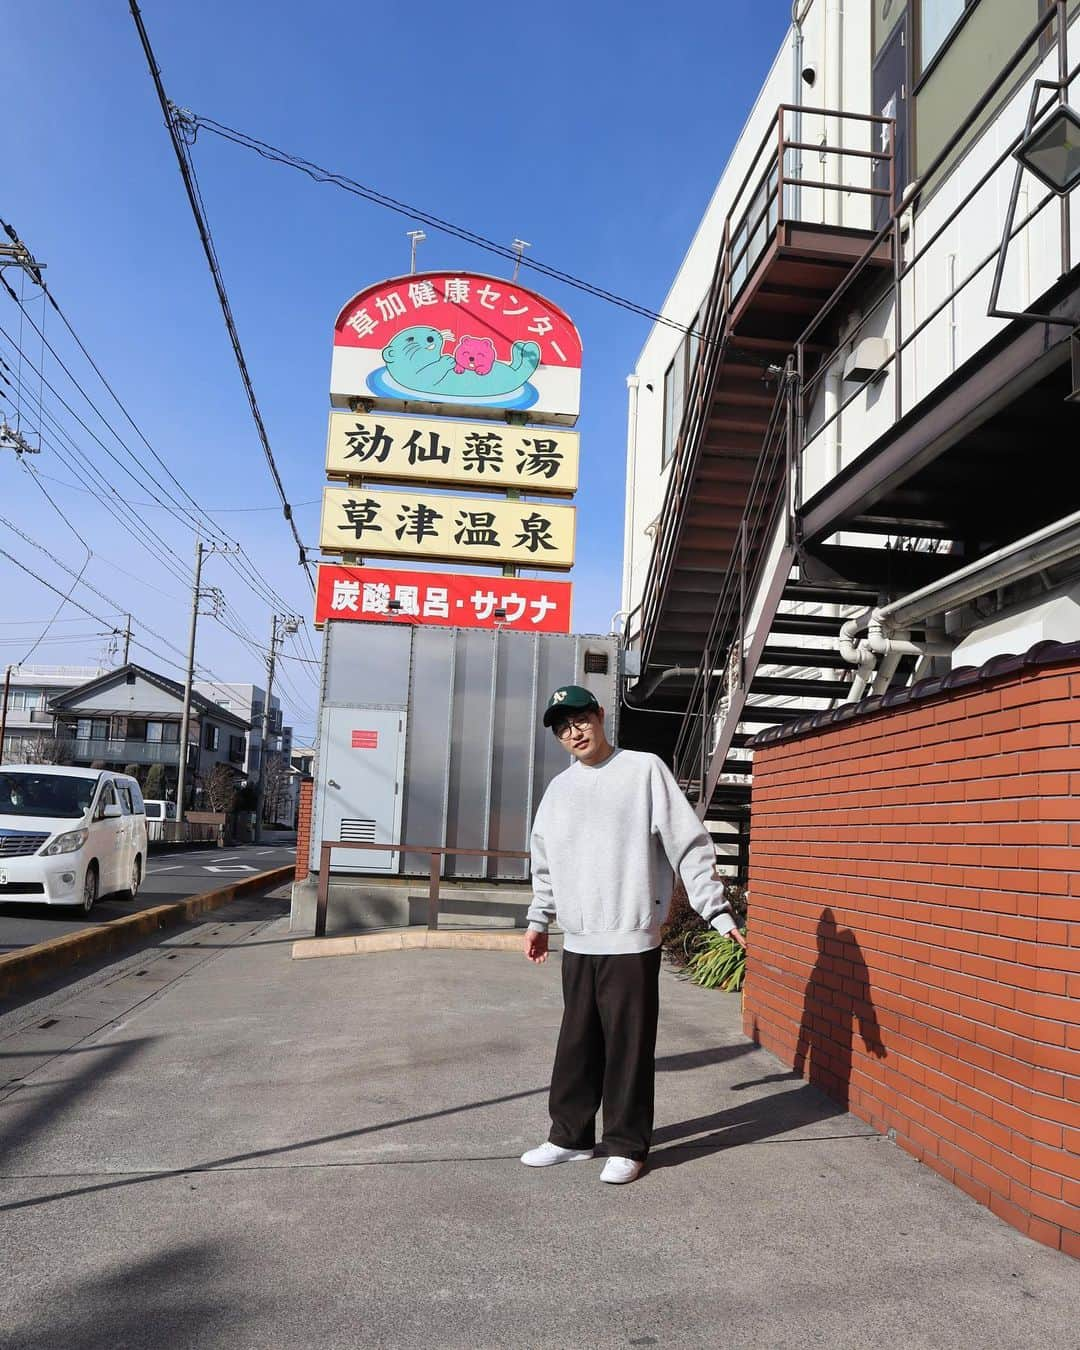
left=102, top=803, right=122, bottom=819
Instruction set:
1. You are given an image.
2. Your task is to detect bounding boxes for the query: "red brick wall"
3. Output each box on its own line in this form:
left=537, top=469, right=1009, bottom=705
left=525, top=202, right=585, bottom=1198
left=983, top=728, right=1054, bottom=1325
left=295, top=779, right=314, bottom=882
left=744, top=663, right=1080, bottom=1256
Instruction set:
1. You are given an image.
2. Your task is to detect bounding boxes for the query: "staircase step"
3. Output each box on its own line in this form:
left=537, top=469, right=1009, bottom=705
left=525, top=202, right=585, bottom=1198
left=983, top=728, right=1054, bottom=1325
left=749, top=675, right=848, bottom=699
left=771, top=613, right=846, bottom=637
left=761, top=645, right=853, bottom=669
left=782, top=580, right=877, bottom=606
left=738, top=704, right=817, bottom=723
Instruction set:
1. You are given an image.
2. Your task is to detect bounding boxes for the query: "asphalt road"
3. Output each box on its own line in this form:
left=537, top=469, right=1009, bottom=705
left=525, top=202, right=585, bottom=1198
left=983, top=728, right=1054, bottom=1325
left=0, top=843, right=296, bottom=954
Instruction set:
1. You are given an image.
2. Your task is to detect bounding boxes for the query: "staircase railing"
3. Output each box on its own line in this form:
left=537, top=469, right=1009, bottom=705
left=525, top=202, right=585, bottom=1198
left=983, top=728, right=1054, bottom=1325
left=634, top=230, right=732, bottom=665
left=633, top=103, right=894, bottom=670
left=672, top=363, right=799, bottom=799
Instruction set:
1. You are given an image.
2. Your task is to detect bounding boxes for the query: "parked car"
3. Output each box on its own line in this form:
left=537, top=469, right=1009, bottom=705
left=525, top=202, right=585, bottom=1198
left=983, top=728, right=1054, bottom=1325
left=0, top=766, right=148, bottom=916
left=142, top=798, right=177, bottom=842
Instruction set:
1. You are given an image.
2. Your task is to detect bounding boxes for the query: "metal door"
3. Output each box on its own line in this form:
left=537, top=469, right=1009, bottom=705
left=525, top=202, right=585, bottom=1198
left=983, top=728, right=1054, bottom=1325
left=873, top=10, right=909, bottom=230
left=314, top=707, right=406, bottom=873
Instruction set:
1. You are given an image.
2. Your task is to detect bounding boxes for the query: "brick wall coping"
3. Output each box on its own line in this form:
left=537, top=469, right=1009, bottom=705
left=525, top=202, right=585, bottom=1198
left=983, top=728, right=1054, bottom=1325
left=747, top=639, right=1080, bottom=749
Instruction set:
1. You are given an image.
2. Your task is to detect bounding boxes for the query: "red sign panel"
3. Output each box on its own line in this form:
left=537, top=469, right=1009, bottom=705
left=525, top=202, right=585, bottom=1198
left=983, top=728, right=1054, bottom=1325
left=351, top=730, right=379, bottom=749
left=316, top=565, right=572, bottom=634
left=329, top=272, right=583, bottom=425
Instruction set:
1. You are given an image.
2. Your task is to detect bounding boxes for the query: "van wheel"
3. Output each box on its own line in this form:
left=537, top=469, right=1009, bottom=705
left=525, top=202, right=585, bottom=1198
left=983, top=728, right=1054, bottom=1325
left=75, top=864, right=98, bottom=917
left=118, top=855, right=142, bottom=902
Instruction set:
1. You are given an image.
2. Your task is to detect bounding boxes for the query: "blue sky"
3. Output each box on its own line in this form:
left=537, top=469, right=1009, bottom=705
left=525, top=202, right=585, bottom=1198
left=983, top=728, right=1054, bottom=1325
left=3, top=1, right=789, bottom=742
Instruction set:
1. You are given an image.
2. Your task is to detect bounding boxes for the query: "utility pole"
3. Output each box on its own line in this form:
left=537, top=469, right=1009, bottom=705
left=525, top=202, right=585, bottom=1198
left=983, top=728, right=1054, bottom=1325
left=0, top=665, right=12, bottom=767
left=122, top=615, right=132, bottom=665
left=175, top=540, right=204, bottom=818
left=255, top=613, right=300, bottom=842
left=254, top=614, right=278, bottom=845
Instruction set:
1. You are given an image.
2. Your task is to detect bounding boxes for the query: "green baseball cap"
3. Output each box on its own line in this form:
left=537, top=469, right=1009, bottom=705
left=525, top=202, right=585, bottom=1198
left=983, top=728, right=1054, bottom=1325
left=542, top=684, right=601, bottom=728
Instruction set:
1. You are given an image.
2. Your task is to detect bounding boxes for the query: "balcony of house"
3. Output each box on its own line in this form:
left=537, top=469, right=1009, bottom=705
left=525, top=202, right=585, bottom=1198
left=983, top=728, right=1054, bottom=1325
left=56, top=715, right=197, bottom=769
left=635, top=103, right=895, bottom=688
left=66, top=738, right=184, bottom=767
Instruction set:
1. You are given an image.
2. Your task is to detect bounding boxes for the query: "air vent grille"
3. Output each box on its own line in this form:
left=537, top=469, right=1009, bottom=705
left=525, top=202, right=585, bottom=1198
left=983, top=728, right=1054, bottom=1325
left=340, top=818, right=377, bottom=843
left=583, top=651, right=609, bottom=674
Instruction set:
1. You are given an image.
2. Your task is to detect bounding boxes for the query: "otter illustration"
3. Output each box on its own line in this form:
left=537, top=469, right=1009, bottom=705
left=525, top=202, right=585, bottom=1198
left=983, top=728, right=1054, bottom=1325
left=453, top=335, right=497, bottom=375
left=380, top=325, right=541, bottom=399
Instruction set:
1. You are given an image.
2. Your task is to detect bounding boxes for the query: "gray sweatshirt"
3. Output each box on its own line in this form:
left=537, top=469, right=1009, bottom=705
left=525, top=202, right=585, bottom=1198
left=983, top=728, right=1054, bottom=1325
left=526, top=748, right=737, bottom=955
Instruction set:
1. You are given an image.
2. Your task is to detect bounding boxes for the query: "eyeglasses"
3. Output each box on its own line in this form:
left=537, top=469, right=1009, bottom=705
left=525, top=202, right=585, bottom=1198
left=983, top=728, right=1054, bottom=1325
left=553, top=713, right=595, bottom=739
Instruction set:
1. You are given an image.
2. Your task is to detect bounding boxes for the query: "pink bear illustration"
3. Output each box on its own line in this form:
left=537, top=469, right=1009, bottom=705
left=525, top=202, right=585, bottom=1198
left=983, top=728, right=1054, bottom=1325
left=453, top=335, right=497, bottom=376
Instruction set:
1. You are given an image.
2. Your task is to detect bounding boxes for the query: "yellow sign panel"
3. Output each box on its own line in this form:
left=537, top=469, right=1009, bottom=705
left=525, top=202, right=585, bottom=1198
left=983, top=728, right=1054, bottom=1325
left=320, top=487, right=576, bottom=570
left=325, top=411, right=579, bottom=496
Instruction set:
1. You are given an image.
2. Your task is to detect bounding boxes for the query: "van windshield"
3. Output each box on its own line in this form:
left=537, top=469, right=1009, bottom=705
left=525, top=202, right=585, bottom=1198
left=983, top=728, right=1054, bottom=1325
left=144, top=803, right=161, bottom=819
left=0, top=773, right=96, bottom=819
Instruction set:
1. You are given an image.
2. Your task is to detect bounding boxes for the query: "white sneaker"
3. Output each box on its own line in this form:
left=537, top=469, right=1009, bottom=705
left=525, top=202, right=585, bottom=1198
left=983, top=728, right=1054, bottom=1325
left=520, top=1141, right=595, bottom=1167
left=600, top=1156, right=643, bottom=1184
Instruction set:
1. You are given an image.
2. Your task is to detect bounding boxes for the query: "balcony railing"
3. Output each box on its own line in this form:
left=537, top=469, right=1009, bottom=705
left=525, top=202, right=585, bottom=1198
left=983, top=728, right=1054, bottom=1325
left=66, top=738, right=181, bottom=766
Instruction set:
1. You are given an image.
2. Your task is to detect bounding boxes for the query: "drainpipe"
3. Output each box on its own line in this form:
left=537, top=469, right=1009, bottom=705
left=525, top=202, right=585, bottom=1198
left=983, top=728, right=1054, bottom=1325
left=623, top=664, right=724, bottom=708
left=790, top=1, right=812, bottom=221
left=839, top=616, right=878, bottom=701
left=824, top=0, right=844, bottom=227
left=879, top=509, right=1080, bottom=632
left=621, top=375, right=641, bottom=618
left=839, top=610, right=952, bottom=702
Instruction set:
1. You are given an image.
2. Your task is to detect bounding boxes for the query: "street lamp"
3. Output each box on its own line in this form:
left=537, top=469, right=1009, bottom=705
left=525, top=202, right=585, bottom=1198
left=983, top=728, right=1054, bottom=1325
left=1014, top=103, right=1080, bottom=195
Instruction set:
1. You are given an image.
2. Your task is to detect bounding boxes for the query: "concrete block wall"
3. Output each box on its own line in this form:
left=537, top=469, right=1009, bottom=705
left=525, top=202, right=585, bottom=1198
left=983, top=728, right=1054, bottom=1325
left=744, top=662, right=1080, bottom=1256
left=295, top=779, right=314, bottom=883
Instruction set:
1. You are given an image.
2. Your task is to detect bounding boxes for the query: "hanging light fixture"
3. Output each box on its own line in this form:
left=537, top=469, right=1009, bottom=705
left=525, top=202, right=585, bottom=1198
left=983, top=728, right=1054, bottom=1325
left=1014, top=102, right=1080, bottom=195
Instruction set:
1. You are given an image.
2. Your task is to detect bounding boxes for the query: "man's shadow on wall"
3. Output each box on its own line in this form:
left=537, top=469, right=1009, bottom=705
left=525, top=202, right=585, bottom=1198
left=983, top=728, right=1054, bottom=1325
left=770, top=906, right=886, bottom=1110
left=650, top=908, right=887, bottom=1167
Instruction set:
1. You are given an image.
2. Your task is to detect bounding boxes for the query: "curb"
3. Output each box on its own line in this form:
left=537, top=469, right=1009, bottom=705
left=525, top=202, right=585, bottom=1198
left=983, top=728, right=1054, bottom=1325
left=292, top=929, right=525, bottom=959
left=0, top=865, right=295, bottom=1002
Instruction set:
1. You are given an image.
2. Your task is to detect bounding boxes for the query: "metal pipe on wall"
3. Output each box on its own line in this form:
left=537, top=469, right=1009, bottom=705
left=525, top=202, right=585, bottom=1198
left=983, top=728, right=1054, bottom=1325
left=621, top=374, right=641, bottom=618
left=824, top=0, right=844, bottom=227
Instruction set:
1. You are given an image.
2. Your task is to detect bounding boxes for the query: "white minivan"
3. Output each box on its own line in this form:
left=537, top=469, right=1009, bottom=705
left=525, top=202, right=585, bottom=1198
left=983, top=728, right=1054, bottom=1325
left=0, top=766, right=148, bottom=916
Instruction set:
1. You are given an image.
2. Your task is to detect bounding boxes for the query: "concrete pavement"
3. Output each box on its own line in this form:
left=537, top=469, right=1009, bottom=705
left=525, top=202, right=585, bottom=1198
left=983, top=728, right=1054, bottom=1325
left=0, top=897, right=1076, bottom=1349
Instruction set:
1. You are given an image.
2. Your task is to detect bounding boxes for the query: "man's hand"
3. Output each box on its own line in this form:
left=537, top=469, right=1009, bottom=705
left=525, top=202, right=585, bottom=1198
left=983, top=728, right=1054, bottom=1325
left=726, top=927, right=747, bottom=952
left=524, top=929, right=549, bottom=964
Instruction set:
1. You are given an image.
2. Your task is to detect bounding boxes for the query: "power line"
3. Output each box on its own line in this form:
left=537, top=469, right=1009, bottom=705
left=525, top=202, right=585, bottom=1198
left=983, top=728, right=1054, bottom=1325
left=183, top=114, right=708, bottom=342
left=129, top=0, right=314, bottom=590
left=22, top=469, right=320, bottom=513
left=1, top=236, right=315, bottom=624
left=0, top=323, right=306, bottom=621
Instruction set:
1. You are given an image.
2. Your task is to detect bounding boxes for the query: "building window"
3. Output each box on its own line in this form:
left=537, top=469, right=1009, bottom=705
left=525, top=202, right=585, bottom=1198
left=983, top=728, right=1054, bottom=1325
left=919, top=0, right=970, bottom=73
left=661, top=341, right=687, bottom=470
left=75, top=718, right=109, bottom=742
left=229, top=734, right=245, bottom=765
left=204, top=725, right=220, bottom=751
left=9, top=689, right=44, bottom=711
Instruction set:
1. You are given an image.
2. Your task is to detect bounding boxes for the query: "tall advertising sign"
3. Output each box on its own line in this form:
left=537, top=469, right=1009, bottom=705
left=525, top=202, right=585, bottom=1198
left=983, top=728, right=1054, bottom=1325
left=318, top=270, right=581, bottom=632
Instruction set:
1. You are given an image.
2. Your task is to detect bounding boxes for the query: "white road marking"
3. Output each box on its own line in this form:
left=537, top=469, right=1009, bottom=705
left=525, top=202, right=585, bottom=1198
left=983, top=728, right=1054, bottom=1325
left=204, top=864, right=258, bottom=874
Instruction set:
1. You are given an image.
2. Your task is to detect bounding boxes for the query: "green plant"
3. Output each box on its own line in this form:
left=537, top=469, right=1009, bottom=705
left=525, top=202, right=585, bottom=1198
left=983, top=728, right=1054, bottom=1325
left=662, top=880, right=748, bottom=970
left=683, top=927, right=747, bottom=992
left=144, top=763, right=166, bottom=800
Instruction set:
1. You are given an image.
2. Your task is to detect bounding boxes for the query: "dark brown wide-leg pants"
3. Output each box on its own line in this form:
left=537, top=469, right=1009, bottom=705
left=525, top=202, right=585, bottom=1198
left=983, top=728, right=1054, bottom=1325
left=547, top=946, right=662, bottom=1163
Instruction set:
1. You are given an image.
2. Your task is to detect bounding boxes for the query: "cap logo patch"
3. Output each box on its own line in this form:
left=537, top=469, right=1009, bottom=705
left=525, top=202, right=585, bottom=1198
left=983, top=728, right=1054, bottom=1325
left=552, top=690, right=567, bottom=703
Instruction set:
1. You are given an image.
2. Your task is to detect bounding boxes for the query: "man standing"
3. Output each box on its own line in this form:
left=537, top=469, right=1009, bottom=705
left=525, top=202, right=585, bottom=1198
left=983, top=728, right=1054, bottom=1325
left=521, top=685, right=747, bottom=1184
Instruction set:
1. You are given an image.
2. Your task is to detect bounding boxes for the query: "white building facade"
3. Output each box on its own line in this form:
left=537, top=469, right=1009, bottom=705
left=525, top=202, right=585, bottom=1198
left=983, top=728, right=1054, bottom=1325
left=621, top=0, right=1080, bottom=878
left=0, top=666, right=105, bottom=764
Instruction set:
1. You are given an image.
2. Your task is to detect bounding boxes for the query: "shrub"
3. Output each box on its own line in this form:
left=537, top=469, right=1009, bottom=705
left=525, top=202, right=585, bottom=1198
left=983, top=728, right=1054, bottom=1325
left=661, top=879, right=747, bottom=970
left=683, top=927, right=747, bottom=992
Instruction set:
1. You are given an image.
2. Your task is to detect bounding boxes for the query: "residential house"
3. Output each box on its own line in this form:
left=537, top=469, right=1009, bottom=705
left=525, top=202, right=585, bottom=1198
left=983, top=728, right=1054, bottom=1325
left=48, top=664, right=250, bottom=804
left=0, top=665, right=105, bottom=764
